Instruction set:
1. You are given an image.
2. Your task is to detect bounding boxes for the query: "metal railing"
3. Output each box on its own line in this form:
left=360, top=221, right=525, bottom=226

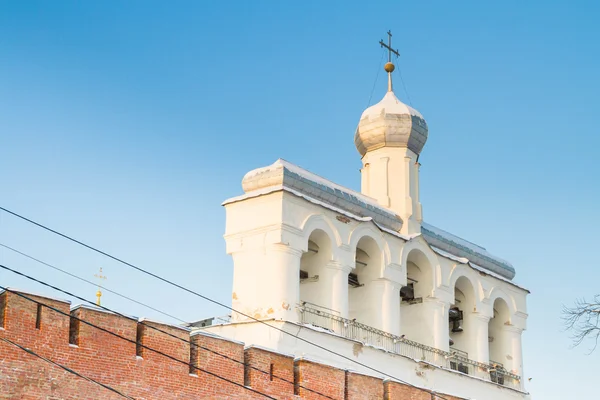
left=298, top=304, right=521, bottom=390
left=489, top=360, right=511, bottom=386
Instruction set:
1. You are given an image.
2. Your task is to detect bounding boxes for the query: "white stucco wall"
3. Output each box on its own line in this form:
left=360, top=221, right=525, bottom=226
left=360, top=147, right=423, bottom=235
left=223, top=189, right=529, bottom=397
left=206, top=320, right=530, bottom=400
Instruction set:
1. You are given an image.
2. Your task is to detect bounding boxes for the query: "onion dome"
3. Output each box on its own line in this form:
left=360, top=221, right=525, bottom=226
left=354, top=63, right=428, bottom=157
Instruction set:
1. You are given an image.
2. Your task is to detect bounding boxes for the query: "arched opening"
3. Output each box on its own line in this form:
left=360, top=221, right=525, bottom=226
left=449, top=276, right=477, bottom=367
left=400, top=249, right=435, bottom=344
left=348, top=236, right=382, bottom=327
left=489, top=297, right=512, bottom=383
left=299, top=229, right=333, bottom=311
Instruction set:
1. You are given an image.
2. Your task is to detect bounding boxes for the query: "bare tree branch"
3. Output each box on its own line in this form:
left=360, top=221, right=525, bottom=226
left=562, top=294, right=600, bottom=354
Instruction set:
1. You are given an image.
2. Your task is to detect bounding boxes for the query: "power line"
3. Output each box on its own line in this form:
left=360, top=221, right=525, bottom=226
left=0, top=336, right=137, bottom=400
left=395, top=54, right=413, bottom=107
left=0, top=262, right=338, bottom=400
left=367, top=47, right=386, bottom=107
left=0, top=207, right=453, bottom=400
left=0, top=206, right=451, bottom=400
left=0, top=286, right=278, bottom=400
left=0, top=242, right=187, bottom=325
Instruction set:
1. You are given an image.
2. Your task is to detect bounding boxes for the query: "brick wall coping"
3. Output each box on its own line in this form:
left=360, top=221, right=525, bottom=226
left=244, top=344, right=294, bottom=358
left=139, top=317, right=191, bottom=332
left=70, top=303, right=137, bottom=320
left=190, top=328, right=246, bottom=345
left=295, top=356, right=385, bottom=380
left=1, top=287, right=71, bottom=304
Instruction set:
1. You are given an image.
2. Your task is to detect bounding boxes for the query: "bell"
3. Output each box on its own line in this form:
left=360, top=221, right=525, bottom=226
left=452, top=319, right=463, bottom=333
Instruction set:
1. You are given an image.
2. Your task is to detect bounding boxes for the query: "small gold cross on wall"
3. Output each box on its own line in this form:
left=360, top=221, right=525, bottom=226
left=94, top=267, right=107, bottom=306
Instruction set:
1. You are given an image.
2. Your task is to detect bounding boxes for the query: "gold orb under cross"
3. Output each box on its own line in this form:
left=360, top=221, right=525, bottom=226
left=384, top=62, right=395, bottom=73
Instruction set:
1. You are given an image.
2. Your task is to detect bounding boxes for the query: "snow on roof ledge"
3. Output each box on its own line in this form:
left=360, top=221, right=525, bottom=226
left=430, top=246, right=529, bottom=292
left=227, top=159, right=403, bottom=232
left=469, top=263, right=530, bottom=293
left=430, top=246, right=469, bottom=264
left=224, top=185, right=415, bottom=242
left=242, top=159, right=377, bottom=206
left=225, top=160, right=518, bottom=281
left=422, top=223, right=516, bottom=280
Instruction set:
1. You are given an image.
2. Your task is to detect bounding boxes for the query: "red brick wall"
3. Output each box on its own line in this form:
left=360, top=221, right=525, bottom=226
left=347, top=371, right=383, bottom=400
left=244, top=346, right=294, bottom=399
left=294, top=359, right=345, bottom=399
left=0, top=290, right=466, bottom=400
left=193, top=331, right=245, bottom=383
left=384, top=380, right=464, bottom=400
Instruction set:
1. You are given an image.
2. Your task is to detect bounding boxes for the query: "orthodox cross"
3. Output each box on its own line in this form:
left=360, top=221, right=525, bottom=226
left=379, top=30, right=399, bottom=92
left=379, top=30, right=399, bottom=63
left=94, top=267, right=107, bottom=306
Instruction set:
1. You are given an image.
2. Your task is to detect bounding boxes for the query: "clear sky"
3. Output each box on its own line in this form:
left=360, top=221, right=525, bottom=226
left=0, top=1, right=598, bottom=398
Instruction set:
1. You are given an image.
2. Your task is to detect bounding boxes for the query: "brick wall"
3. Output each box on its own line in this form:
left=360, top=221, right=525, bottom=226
left=347, top=371, right=384, bottom=400
left=0, top=290, right=465, bottom=400
left=244, top=346, right=294, bottom=399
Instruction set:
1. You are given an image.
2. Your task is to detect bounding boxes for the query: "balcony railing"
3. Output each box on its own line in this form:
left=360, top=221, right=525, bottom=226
left=298, top=304, right=521, bottom=390
left=489, top=360, right=509, bottom=385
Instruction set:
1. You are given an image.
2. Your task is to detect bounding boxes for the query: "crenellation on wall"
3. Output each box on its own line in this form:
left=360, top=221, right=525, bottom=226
left=191, top=329, right=245, bottom=386
left=71, top=305, right=137, bottom=358
left=244, top=346, right=295, bottom=398
left=346, top=371, right=384, bottom=400
left=384, top=380, right=463, bottom=400
left=0, top=289, right=480, bottom=399
left=385, top=380, right=430, bottom=400
left=1, top=290, right=71, bottom=348
left=295, top=358, right=346, bottom=400
left=139, top=319, right=190, bottom=369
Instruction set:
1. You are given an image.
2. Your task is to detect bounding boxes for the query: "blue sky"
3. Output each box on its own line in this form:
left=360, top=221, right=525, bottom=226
left=0, top=1, right=598, bottom=398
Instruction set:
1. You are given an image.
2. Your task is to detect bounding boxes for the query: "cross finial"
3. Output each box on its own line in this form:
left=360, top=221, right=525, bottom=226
left=94, top=267, right=107, bottom=306
left=379, top=30, right=400, bottom=92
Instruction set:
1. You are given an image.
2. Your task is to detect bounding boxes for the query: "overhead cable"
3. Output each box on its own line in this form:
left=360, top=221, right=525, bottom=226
left=0, top=285, right=278, bottom=400
left=0, top=262, right=338, bottom=400
left=0, top=336, right=137, bottom=400
left=0, top=206, right=451, bottom=400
